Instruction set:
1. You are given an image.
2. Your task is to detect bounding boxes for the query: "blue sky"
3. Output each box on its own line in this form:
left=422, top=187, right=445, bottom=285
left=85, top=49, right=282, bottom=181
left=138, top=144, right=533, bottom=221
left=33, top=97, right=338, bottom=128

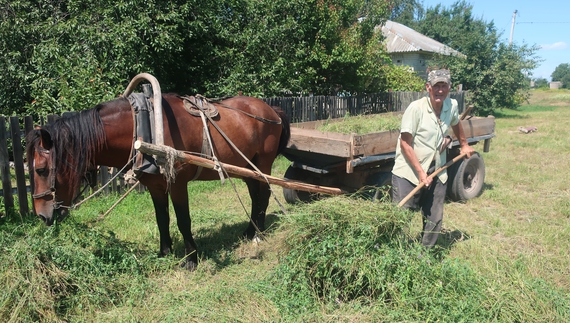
left=422, top=0, right=570, bottom=80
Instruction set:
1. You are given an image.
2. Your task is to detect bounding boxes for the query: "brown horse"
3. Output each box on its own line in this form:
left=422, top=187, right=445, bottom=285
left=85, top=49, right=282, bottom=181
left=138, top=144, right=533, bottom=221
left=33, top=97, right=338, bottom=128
left=26, top=93, right=290, bottom=270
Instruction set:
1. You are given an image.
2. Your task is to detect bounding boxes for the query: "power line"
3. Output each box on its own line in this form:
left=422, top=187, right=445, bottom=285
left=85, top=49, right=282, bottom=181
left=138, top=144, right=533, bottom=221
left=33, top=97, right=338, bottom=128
left=517, top=21, right=570, bottom=24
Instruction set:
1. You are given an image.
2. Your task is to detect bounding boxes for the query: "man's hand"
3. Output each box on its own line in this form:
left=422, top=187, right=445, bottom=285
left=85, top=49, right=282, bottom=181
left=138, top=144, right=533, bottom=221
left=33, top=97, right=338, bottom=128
left=461, top=144, right=475, bottom=159
left=452, top=122, right=476, bottom=159
left=419, top=170, right=433, bottom=188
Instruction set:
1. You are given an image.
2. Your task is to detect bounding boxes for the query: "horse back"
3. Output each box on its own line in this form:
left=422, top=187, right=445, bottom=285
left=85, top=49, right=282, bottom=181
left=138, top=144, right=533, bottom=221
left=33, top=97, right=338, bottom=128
left=160, top=94, right=289, bottom=177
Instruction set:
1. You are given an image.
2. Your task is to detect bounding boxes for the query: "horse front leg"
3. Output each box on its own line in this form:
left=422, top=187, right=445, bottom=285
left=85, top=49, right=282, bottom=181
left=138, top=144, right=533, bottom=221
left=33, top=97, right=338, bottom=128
left=169, top=181, right=198, bottom=271
left=148, top=186, right=172, bottom=257
left=244, top=178, right=271, bottom=240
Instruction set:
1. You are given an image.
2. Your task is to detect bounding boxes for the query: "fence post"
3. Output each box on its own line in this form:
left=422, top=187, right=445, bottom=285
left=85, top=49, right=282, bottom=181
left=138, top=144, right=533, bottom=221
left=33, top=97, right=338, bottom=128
left=24, top=116, right=34, bottom=213
left=10, top=116, right=29, bottom=216
left=0, top=116, right=14, bottom=210
left=100, top=166, right=110, bottom=194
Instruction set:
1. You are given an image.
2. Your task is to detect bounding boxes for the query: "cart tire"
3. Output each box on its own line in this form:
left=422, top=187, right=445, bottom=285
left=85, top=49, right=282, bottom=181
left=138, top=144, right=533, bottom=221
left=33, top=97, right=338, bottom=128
left=283, top=166, right=314, bottom=204
left=447, top=152, right=485, bottom=202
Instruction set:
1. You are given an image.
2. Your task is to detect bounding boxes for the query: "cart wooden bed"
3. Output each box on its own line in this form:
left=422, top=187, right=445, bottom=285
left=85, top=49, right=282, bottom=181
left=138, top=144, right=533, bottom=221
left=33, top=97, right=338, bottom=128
left=281, top=113, right=495, bottom=203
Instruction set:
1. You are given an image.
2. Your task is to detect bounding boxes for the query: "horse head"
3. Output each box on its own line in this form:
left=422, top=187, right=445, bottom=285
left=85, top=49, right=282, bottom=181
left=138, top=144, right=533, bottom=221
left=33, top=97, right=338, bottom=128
left=27, top=127, right=73, bottom=225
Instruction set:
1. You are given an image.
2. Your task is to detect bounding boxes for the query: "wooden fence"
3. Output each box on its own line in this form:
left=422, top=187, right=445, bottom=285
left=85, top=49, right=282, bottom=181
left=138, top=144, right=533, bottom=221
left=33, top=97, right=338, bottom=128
left=262, top=91, right=467, bottom=123
left=1, top=91, right=467, bottom=216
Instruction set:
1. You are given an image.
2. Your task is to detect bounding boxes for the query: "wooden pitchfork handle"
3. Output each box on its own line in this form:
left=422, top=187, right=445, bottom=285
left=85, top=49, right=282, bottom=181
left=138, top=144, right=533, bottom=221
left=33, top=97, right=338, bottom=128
left=397, top=152, right=468, bottom=207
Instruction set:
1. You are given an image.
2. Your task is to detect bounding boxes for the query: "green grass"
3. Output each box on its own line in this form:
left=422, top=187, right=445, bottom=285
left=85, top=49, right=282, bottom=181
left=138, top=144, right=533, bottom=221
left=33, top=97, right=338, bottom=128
left=2, top=89, right=570, bottom=322
left=317, top=113, right=402, bottom=134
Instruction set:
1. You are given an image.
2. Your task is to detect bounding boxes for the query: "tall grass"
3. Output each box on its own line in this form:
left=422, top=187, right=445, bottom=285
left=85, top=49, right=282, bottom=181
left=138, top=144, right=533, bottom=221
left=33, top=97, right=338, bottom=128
left=1, top=89, right=570, bottom=322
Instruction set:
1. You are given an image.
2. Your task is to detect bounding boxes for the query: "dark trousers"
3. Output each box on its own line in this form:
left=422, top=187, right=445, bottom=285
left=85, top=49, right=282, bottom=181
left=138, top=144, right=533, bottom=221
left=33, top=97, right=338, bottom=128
left=392, top=174, right=447, bottom=248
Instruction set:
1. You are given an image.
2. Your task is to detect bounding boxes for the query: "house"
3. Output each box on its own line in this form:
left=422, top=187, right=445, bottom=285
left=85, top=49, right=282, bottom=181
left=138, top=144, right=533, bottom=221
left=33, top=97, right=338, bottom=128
left=379, top=20, right=465, bottom=79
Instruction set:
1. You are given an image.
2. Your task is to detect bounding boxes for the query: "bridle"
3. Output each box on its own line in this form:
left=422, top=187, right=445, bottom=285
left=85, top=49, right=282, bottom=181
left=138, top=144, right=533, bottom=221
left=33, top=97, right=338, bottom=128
left=31, top=145, right=65, bottom=210
left=30, top=142, right=137, bottom=212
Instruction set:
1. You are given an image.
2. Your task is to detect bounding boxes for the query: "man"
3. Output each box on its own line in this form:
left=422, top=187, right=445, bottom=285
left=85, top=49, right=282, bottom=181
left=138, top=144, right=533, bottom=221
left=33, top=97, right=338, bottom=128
left=391, top=69, right=475, bottom=248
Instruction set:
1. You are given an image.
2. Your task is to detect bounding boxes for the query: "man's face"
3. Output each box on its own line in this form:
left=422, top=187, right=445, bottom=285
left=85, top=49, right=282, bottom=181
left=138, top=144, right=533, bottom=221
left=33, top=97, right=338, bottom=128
left=427, top=82, right=451, bottom=104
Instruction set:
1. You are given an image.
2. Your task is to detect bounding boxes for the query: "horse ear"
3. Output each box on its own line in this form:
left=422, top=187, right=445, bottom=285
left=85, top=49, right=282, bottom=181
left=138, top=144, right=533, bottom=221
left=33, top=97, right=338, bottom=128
left=39, top=128, right=53, bottom=150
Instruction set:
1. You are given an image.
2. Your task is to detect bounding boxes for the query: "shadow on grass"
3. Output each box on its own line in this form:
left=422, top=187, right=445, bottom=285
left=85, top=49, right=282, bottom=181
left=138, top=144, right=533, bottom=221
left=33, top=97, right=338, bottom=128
left=439, top=228, right=471, bottom=250
left=490, top=110, right=530, bottom=119
left=172, top=211, right=283, bottom=269
left=412, top=228, right=471, bottom=261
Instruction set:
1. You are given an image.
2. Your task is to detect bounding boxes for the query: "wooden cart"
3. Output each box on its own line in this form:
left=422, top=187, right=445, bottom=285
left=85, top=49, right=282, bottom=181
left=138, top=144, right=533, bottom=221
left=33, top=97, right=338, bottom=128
left=281, top=113, right=495, bottom=203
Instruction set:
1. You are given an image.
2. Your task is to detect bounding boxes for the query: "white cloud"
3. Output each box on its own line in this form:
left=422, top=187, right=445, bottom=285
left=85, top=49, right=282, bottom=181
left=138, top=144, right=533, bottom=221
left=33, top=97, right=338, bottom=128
left=541, top=42, right=568, bottom=50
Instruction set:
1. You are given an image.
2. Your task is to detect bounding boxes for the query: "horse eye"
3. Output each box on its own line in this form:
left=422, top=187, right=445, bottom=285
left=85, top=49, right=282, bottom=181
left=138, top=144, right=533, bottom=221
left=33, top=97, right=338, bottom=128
left=36, top=168, right=47, bottom=175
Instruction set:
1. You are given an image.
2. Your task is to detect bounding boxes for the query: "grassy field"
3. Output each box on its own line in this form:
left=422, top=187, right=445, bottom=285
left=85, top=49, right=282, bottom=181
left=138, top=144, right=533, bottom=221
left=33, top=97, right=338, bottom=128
left=1, top=89, right=570, bottom=322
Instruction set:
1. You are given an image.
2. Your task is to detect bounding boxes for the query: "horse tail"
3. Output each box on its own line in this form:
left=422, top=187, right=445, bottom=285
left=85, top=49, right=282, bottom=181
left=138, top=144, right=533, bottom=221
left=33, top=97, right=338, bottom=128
left=271, top=106, right=291, bottom=155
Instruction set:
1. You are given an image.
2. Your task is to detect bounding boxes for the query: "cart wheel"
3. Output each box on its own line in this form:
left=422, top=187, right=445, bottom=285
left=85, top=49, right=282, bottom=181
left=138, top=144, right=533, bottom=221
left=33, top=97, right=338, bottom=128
left=447, top=152, right=485, bottom=202
left=283, top=166, right=314, bottom=204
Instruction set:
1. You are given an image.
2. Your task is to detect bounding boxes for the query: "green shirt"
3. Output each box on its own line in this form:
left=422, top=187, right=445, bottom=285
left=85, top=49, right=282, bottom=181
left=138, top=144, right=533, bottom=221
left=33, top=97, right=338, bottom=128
left=392, top=96, right=459, bottom=185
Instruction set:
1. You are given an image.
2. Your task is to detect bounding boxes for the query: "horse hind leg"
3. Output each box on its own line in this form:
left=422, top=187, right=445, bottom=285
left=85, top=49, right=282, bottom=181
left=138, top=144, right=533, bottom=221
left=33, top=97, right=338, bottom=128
left=243, top=177, right=271, bottom=241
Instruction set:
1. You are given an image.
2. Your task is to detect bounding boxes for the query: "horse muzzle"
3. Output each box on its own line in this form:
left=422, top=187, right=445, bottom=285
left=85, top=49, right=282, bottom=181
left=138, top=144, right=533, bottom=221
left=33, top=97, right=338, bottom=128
left=37, top=207, right=68, bottom=226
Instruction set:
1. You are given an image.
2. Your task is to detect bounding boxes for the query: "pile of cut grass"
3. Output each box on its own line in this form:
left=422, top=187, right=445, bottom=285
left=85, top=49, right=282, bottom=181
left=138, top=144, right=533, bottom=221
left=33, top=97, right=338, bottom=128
left=317, top=113, right=401, bottom=134
left=262, top=196, right=570, bottom=321
left=263, top=197, right=491, bottom=321
left=0, top=215, right=172, bottom=322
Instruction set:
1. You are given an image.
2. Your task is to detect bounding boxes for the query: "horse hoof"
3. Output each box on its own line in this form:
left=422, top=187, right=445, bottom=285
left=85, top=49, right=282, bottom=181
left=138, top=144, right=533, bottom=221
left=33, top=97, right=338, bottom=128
left=180, top=259, right=198, bottom=272
left=243, top=230, right=256, bottom=240
left=252, top=236, right=262, bottom=244
left=252, top=232, right=265, bottom=244
left=157, top=249, right=171, bottom=258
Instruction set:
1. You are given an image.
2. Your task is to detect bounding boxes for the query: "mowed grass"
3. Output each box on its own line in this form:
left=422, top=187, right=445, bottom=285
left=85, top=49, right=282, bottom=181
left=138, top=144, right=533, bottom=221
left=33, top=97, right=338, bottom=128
left=317, top=113, right=402, bottom=134
left=1, top=89, right=570, bottom=322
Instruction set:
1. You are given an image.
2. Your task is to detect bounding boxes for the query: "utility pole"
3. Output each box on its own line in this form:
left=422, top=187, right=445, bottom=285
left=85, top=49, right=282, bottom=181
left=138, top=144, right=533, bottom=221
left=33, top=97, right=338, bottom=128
left=509, top=10, right=517, bottom=45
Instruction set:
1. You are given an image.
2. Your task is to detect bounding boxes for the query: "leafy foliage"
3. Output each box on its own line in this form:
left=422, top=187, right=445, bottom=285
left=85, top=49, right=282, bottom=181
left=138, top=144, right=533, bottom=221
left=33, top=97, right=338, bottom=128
left=533, top=78, right=549, bottom=89
left=551, top=63, right=570, bottom=88
left=393, top=0, right=541, bottom=115
left=0, top=0, right=209, bottom=117
left=0, top=0, right=393, bottom=118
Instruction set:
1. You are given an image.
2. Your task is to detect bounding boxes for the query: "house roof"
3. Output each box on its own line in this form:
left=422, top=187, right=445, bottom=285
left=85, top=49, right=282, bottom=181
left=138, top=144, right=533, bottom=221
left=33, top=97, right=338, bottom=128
left=380, top=20, right=465, bottom=57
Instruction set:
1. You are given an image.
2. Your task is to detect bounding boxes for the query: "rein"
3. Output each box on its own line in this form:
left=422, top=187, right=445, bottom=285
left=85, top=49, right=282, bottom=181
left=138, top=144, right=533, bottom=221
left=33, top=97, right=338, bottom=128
left=199, top=107, right=287, bottom=217
left=191, top=95, right=282, bottom=125
left=32, top=142, right=136, bottom=211
left=217, top=102, right=282, bottom=124
left=70, top=155, right=136, bottom=209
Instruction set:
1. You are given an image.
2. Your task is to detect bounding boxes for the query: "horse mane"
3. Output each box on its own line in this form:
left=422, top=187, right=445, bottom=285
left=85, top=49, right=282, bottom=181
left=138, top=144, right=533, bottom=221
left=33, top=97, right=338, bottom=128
left=26, top=102, right=111, bottom=195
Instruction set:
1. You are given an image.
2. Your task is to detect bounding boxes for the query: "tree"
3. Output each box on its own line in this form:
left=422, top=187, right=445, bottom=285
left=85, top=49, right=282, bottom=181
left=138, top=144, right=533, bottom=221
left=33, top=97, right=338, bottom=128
left=0, top=0, right=219, bottom=117
left=1, top=0, right=396, bottom=119
left=393, top=0, right=541, bottom=115
left=533, top=78, right=548, bottom=89
left=209, top=0, right=393, bottom=96
left=389, top=0, right=423, bottom=24
left=551, top=63, right=570, bottom=88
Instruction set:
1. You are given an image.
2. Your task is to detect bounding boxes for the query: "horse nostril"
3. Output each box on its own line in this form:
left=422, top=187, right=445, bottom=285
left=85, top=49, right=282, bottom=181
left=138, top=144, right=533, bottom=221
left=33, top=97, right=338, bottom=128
left=38, top=214, right=53, bottom=226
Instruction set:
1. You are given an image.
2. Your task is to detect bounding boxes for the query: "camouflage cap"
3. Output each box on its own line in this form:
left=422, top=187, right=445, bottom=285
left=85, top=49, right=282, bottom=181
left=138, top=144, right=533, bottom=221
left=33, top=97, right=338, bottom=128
left=427, top=69, right=451, bottom=86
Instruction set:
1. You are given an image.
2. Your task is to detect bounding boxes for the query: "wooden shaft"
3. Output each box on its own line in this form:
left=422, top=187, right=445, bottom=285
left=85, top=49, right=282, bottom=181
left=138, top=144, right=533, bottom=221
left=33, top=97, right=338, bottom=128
left=397, top=152, right=468, bottom=207
left=460, top=105, right=474, bottom=120
left=134, top=140, right=345, bottom=196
